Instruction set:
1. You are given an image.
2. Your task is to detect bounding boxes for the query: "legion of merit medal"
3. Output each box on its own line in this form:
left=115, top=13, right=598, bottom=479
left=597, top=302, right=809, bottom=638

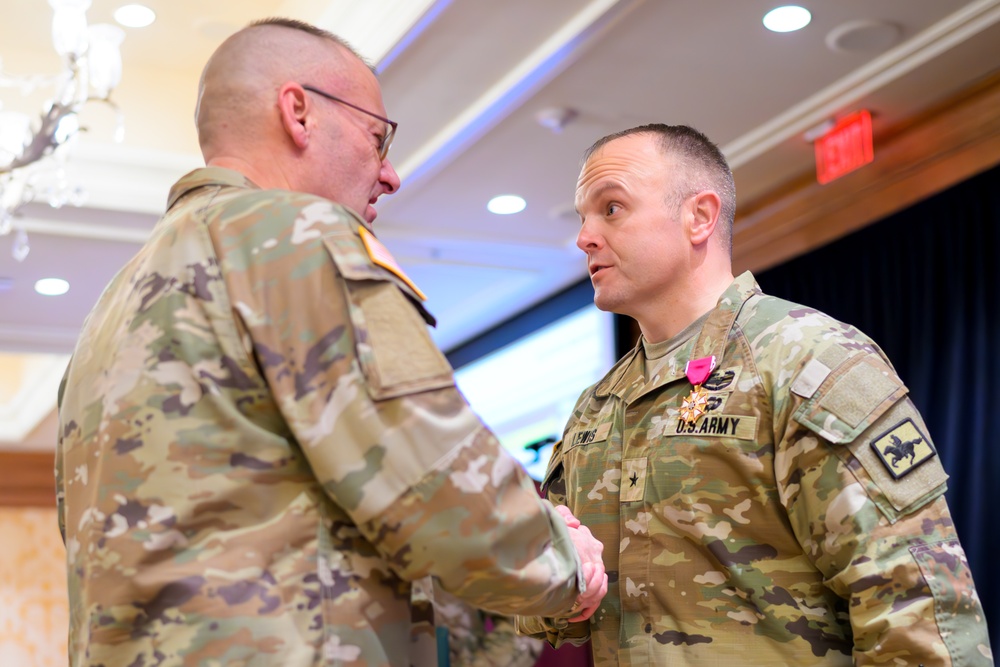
left=680, top=355, right=716, bottom=426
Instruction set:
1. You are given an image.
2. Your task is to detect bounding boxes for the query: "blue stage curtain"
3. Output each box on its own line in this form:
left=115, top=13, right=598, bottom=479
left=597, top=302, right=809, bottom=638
left=757, top=161, right=1000, bottom=649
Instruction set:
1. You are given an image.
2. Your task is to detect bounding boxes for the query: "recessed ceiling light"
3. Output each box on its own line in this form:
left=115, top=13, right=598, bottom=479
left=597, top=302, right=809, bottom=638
left=763, top=6, right=812, bottom=33
left=114, top=4, right=157, bottom=29
left=487, top=194, right=526, bottom=215
left=826, top=19, right=901, bottom=53
left=35, top=278, right=70, bottom=296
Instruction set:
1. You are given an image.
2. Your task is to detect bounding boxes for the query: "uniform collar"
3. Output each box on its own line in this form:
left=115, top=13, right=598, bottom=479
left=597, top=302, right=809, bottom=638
left=684, top=270, right=761, bottom=379
left=594, top=271, right=761, bottom=400
left=166, top=167, right=261, bottom=210
left=164, top=167, right=381, bottom=239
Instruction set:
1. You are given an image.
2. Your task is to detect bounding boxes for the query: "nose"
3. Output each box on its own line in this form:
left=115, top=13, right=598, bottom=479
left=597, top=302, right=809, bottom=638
left=381, top=158, right=401, bottom=195
left=576, top=216, right=603, bottom=253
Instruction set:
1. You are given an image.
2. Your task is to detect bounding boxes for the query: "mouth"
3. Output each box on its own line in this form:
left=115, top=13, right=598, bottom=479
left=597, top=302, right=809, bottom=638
left=589, top=263, right=609, bottom=277
left=366, top=197, right=379, bottom=222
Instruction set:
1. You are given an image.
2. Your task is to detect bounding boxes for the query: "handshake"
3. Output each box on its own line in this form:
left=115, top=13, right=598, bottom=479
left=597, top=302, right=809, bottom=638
left=554, top=504, right=607, bottom=622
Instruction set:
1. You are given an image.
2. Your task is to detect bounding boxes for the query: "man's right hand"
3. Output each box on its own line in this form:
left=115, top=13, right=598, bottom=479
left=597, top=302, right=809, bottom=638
left=554, top=504, right=607, bottom=621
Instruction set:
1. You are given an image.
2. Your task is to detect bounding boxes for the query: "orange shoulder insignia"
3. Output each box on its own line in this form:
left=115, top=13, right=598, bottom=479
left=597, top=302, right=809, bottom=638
left=358, top=226, right=427, bottom=301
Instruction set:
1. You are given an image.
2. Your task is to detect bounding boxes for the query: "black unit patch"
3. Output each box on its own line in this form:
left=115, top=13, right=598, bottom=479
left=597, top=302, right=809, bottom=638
left=703, top=369, right=737, bottom=391
left=869, top=418, right=936, bottom=479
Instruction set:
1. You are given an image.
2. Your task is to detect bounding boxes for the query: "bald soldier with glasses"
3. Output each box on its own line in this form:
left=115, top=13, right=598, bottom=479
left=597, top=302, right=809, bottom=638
left=56, top=17, right=606, bottom=667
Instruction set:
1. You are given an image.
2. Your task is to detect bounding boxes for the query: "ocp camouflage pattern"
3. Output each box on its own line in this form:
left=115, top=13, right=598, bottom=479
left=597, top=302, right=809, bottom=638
left=57, top=167, right=584, bottom=667
left=412, top=576, right=545, bottom=667
left=518, top=271, right=992, bottom=666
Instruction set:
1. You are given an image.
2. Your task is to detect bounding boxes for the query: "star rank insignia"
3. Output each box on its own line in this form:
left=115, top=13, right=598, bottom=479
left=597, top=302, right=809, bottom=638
left=621, top=458, right=647, bottom=502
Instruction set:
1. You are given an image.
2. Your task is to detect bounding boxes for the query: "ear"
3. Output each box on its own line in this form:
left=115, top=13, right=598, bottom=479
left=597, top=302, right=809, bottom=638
left=277, top=83, right=310, bottom=149
left=687, top=190, right=722, bottom=246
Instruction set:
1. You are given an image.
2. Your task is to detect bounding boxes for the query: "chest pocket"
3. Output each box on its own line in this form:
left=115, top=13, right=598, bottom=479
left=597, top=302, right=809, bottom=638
left=558, top=420, right=622, bottom=507
left=324, top=235, right=453, bottom=401
left=541, top=441, right=567, bottom=499
left=543, top=419, right=615, bottom=501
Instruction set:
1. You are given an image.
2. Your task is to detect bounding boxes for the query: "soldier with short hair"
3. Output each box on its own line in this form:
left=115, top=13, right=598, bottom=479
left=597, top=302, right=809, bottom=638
left=55, top=18, right=607, bottom=667
left=517, top=124, right=993, bottom=665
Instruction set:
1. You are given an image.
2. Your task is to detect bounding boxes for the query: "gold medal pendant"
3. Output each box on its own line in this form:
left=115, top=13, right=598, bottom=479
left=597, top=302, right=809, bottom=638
left=679, top=384, right=709, bottom=425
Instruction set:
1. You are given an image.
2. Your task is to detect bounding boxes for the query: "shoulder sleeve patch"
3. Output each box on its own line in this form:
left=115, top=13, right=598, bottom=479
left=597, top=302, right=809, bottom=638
left=841, top=398, right=948, bottom=519
left=869, top=417, right=937, bottom=479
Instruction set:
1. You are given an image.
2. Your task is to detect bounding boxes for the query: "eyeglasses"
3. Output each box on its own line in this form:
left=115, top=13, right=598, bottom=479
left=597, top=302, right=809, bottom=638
left=302, top=84, right=397, bottom=161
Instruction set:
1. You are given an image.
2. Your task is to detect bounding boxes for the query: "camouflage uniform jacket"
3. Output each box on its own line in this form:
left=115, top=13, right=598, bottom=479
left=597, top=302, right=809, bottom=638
left=56, top=167, right=585, bottom=667
left=518, top=272, right=992, bottom=666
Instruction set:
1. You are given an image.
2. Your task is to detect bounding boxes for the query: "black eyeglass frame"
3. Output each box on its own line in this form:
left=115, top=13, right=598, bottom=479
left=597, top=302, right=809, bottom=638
left=301, top=84, right=397, bottom=161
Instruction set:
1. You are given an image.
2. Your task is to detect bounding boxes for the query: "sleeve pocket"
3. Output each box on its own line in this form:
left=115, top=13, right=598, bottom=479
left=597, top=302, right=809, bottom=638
left=792, top=353, right=907, bottom=444
left=325, top=238, right=454, bottom=401
left=792, top=354, right=947, bottom=520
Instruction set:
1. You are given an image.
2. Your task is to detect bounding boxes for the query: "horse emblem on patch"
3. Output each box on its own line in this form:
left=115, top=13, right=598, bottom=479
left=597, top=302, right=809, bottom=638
left=870, top=418, right=936, bottom=479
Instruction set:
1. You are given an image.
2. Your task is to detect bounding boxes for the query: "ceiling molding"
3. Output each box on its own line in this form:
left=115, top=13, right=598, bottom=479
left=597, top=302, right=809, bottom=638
left=19, top=216, right=150, bottom=243
left=395, top=0, right=644, bottom=187
left=300, top=0, right=442, bottom=65
left=69, top=142, right=202, bottom=214
left=376, top=0, right=454, bottom=72
left=0, top=325, right=81, bottom=355
left=722, top=0, right=1000, bottom=169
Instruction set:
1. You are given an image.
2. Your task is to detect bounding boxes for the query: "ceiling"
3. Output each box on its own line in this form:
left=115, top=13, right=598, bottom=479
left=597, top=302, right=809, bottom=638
left=2, top=0, right=999, bottom=452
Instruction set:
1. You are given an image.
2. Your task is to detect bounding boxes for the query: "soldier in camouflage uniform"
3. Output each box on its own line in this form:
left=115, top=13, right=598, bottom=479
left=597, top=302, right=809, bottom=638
left=55, top=18, right=607, bottom=667
left=516, top=125, right=993, bottom=665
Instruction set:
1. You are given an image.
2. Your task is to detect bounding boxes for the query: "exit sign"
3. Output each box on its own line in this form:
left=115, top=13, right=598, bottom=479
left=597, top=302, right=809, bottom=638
left=814, top=110, right=874, bottom=184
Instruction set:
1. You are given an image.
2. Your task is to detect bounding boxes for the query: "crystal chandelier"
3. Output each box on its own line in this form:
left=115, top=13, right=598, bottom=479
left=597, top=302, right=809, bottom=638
left=0, top=0, right=125, bottom=261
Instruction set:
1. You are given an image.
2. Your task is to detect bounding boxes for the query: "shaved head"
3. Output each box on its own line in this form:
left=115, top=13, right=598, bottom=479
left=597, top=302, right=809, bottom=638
left=195, top=18, right=371, bottom=158
left=191, top=17, right=400, bottom=221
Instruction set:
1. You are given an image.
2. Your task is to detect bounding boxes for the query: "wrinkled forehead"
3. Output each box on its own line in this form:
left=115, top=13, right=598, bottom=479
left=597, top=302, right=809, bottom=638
left=575, top=135, right=666, bottom=206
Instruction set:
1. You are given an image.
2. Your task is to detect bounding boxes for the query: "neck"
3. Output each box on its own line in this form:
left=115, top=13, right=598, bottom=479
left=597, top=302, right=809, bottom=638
left=205, top=155, right=292, bottom=191
left=637, top=267, right=734, bottom=344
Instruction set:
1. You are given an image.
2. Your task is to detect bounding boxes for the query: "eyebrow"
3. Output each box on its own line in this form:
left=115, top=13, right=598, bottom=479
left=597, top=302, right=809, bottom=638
left=575, top=181, right=627, bottom=215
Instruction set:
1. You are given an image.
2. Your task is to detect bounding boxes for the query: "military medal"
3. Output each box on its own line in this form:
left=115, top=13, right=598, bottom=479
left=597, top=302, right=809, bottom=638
left=680, top=356, right=716, bottom=425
